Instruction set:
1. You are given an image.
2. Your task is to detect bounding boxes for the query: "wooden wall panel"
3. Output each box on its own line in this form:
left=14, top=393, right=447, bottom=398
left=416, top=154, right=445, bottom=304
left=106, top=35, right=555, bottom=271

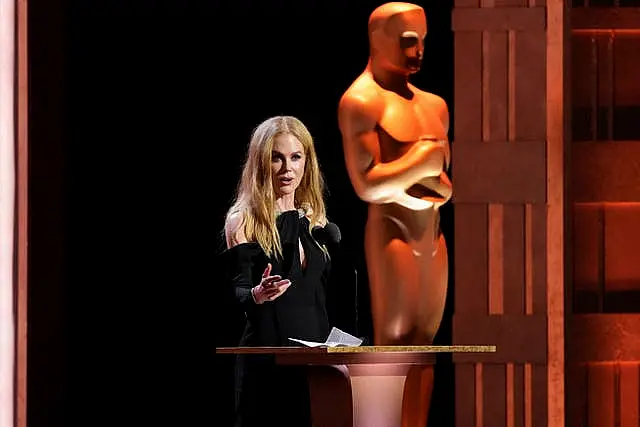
left=454, top=363, right=547, bottom=427
left=455, top=0, right=480, bottom=8
left=572, top=7, right=640, bottom=30
left=568, top=362, right=640, bottom=427
left=570, top=315, right=640, bottom=362
left=452, top=141, right=547, bottom=203
left=568, top=6, right=640, bottom=425
left=452, top=1, right=564, bottom=426
left=604, top=204, right=640, bottom=293
left=572, top=142, right=640, bottom=202
left=452, top=4, right=550, bottom=343
left=454, top=315, right=547, bottom=363
left=452, top=7, right=546, bottom=31
left=572, top=203, right=640, bottom=312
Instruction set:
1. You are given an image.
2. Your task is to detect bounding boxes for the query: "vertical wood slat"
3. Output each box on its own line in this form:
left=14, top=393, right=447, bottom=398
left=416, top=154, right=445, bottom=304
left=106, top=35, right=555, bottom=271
left=515, top=30, right=547, bottom=141
left=508, top=29, right=516, bottom=142
left=503, top=205, right=525, bottom=315
left=530, top=199, right=548, bottom=315
left=513, top=364, right=525, bottom=427
left=546, top=2, right=568, bottom=426
left=619, top=363, right=639, bottom=427
left=484, top=364, right=507, bottom=427
left=489, top=204, right=504, bottom=314
left=590, top=35, right=598, bottom=142
left=597, top=35, right=610, bottom=141
left=566, top=363, right=588, bottom=427
left=531, top=364, right=548, bottom=427
left=482, top=32, right=490, bottom=142
left=477, top=363, right=485, bottom=427
left=524, top=204, right=533, bottom=314
left=606, top=33, right=614, bottom=142
left=456, top=31, right=483, bottom=143
left=455, top=204, right=489, bottom=314
left=588, top=363, right=616, bottom=427
left=525, top=363, right=533, bottom=427
left=456, top=364, right=477, bottom=427
left=590, top=33, right=616, bottom=142
left=483, top=31, right=509, bottom=142
left=507, top=364, right=514, bottom=427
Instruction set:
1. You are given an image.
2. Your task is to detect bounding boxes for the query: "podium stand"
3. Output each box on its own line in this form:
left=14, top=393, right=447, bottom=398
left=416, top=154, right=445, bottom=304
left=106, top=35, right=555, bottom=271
left=216, top=345, right=495, bottom=427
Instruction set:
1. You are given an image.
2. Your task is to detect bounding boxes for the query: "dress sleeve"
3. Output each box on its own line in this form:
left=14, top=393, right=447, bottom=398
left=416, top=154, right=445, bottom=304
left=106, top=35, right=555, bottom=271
left=221, top=243, right=265, bottom=311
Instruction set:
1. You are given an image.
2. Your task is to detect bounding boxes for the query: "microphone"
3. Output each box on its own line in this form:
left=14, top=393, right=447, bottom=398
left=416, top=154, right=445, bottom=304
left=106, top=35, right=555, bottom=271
left=312, top=222, right=342, bottom=246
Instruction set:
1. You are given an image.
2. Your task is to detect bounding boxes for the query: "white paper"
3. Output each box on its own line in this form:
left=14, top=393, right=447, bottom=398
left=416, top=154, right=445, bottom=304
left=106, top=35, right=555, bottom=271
left=289, top=327, right=363, bottom=347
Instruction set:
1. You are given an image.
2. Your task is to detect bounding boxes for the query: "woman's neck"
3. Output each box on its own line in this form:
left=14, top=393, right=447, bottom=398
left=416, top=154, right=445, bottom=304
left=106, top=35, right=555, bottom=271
left=275, top=195, right=296, bottom=214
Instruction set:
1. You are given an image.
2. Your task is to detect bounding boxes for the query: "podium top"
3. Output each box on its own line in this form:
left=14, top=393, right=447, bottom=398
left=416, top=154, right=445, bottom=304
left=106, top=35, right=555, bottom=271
left=216, top=345, right=496, bottom=355
left=216, top=345, right=496, bottom=366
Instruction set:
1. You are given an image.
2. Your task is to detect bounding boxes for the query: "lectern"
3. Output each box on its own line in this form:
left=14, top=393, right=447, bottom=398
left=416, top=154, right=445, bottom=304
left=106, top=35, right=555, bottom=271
left=216, top=345, right=495, bottom=427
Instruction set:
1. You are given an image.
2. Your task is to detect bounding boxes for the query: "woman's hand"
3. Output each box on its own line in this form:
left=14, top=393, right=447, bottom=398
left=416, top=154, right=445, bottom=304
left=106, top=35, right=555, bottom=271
left=251, top=263, right=292, bottom=304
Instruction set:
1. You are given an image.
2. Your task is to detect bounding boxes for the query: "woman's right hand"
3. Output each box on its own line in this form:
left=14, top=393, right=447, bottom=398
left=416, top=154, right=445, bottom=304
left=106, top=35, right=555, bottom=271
left=251, top=263, right=291, bottom=304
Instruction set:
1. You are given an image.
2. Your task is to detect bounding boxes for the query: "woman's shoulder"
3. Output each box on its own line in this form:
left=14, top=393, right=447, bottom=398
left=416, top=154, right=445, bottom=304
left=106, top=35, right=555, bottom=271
left=224, top=211, right=247, bottom=247
left=223, top=211, right=265, bottom=255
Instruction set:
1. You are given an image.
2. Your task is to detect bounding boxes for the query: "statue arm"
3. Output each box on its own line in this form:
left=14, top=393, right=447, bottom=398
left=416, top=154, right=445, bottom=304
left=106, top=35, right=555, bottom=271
left=440, top=98, right=450, bottom=134
left=338, top=93, right=446, bottom=204
left=435, top=95, right=451, bottom=169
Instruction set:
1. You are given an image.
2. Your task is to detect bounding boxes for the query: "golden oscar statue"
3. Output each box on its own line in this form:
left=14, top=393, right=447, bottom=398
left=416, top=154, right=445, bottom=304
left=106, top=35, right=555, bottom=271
left=338, top=3, right=452, bottom=425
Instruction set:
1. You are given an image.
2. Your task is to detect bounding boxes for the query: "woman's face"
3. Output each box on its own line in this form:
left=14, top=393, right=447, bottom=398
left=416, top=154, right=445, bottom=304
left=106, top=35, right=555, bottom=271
left=271, top=133, right=306, bottom=197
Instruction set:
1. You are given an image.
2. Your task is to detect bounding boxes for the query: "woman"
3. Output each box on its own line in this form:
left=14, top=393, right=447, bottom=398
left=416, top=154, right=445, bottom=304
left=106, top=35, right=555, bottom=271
left=222, top=115, right=332, bottom=427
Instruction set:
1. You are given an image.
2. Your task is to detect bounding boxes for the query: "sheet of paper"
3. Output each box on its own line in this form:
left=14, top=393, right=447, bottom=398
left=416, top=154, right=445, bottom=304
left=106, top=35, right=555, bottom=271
left=289, top=327, right=363, bottom=347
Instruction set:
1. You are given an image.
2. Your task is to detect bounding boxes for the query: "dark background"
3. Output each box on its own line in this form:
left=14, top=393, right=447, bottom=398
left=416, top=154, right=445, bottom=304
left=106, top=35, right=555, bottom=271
left=27, top=0, right=455, bottom=426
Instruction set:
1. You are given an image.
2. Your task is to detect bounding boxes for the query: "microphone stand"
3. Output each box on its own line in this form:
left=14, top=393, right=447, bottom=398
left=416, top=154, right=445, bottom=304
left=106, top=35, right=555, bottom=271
left=338, top=251, right=359, bottom=339
left=353, top=267, right=359, bottom=338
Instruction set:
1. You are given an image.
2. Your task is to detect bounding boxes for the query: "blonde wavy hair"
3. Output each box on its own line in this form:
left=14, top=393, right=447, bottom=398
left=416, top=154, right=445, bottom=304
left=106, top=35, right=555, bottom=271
left=225, top=116, right=328, bottom=259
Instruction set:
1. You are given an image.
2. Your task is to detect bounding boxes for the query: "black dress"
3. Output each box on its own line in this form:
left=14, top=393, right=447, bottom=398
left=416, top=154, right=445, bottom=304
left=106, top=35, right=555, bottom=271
left=222, top=210, right=331, bottom=427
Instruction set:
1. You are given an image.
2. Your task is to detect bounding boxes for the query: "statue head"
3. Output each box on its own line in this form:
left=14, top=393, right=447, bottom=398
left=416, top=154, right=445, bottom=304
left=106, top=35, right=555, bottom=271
left=368, top=2, right=427, bottom=76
